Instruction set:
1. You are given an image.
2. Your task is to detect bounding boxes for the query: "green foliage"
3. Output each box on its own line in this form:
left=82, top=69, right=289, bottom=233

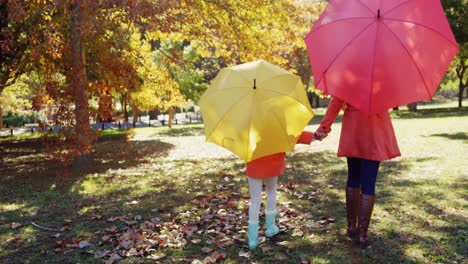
left=2, top=112, right=36, bottom=127
left=153, top=40, right=208, bottom=102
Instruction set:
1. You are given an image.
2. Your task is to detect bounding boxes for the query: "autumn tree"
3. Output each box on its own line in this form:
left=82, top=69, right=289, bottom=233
left=1, top=0, right=326, bottom=168
left=442, top=0, right=468, bottom=107
left=0, top=0, right=52, bottom=128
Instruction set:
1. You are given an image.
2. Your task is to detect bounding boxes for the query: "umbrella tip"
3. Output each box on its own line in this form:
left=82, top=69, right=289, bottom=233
left=253, top=79, right=256, bottom=89
left=377, top=9, right=380, bottom=18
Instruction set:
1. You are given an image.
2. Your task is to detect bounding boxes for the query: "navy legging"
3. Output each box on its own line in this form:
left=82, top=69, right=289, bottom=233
left=346, top=157, right=381, bottom=195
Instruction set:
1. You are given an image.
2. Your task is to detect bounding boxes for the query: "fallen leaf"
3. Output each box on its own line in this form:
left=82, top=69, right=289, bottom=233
left=92, top=214, right=103, bottom=220
left=147, top=253, right=166, bottom=260
left=201, top=247, right=213, bottom=254
left=276, top=241, right=291, bottom=247
left=94, top=250, right=111, bottom=258
left=202, top=256, right=216, bottom=264
left=11, top=222, right=22, bottom=229
left=50, top=233, right=61, bottom=238
left=258, top=236, right=266, bottom=245
left=78, top=241, right=93, bottom=248
left=292, top=229, right=304, bottom=237
left=108, top=253, right=122, bottom=261
left=125, top=248, right=139, bottom=257
left=210, top=250, right=226, bottom=261
left=239, top=250, right=252, bottom=258
left=260, top=245, right=271, bottom=253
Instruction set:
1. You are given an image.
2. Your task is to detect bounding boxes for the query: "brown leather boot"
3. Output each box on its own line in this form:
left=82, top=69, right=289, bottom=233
left=357, top=194, right=376, bottom=248
left=345, top=187, right=360, bottom=238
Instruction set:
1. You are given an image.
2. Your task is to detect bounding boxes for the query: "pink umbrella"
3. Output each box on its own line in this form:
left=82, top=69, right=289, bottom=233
left=305, top=0, right=459, bottom=113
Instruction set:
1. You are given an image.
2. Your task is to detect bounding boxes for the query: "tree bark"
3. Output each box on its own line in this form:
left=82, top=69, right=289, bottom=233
left=70, top=3, right=90, bottom=165
left=168, top=106, right=175, bottom=128
left=456, top=60, right=466, bottom=108
left=132, top=107, right=139, bottom=124
left=407, top=103, right=418, bottom=112
left=0, top=104, right=3, bottom=129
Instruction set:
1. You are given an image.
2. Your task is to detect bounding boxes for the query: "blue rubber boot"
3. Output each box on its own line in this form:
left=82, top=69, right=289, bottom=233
left=265, top=211, right=280, bottom=237
left=248, top=222, right=259, bottom=250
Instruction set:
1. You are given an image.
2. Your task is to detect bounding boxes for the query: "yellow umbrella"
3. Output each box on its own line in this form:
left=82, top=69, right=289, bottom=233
left=199, top=60, right=314, bottom=162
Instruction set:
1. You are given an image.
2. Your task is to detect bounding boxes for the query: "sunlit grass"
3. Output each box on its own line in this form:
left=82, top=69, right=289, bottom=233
left=0, top=106, right=466, bottom=263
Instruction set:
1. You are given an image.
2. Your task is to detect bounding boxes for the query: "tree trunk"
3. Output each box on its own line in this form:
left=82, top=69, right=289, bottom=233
left=70, top=3, right=90, bottom=165
left=121, top=95, right=129, bottom=122
left=0, top=104, right=3, bottom=129
left=132, top=107, right=139, bottom=124
left=459, top=83, right=466, bottom=108
left=456, top=60, right=466, bottom=108
left=168, top=107, right=175, bottom=128
left=407, top=103, right=418, bottom=112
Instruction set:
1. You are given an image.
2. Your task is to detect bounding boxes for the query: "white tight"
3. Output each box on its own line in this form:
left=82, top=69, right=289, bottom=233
left=248, top=176, right=278, bottom=224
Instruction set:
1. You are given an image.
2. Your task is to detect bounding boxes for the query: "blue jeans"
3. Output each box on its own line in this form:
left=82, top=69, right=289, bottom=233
left=346, top=157, right=380, bottom=195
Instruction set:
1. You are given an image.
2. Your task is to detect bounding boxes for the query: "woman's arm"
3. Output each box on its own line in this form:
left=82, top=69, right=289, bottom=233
left=316, top=97, right=345, bottom=134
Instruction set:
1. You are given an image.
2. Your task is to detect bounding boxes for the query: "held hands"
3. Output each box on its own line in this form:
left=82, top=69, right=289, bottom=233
left=314, top=131, right=328, bottom=141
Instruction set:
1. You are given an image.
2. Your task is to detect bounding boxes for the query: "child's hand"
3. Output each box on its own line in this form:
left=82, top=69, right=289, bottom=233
left=314, top=131, right=328, bottom=141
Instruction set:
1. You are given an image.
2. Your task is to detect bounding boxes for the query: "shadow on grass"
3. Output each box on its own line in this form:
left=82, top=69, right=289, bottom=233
left=0, top=144, right=465, bottom=263
left=150, top=125, right=206, bottom=137
left=430, top=132, right=468, bottom=143
left=0, top=134, right=174, bottom=263
left=392, top=107, right=468, bottom=119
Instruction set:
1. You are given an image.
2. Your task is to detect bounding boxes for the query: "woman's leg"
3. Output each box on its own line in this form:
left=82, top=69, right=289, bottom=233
left=346, top=158, right=361, bottom=238
left=264, top=176, right=279, bottom=237
left=357, top=159, right=380, bottom=247
left=247, top=177, right=262, bottom=249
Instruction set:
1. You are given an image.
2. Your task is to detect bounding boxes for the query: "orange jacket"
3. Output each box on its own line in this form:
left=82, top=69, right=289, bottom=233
left=317, top=97, right=400, bottom=161
left=246, top=131, right=315, bottom=178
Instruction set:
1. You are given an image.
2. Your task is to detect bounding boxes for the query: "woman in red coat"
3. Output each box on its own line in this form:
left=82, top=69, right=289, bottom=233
left=316, top=97, right=400, bottom=247
left=246, top=131, right=318, bottom=250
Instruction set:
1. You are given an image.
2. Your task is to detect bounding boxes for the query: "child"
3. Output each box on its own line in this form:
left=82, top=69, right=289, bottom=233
left=246, top=131, right=321, bottom=249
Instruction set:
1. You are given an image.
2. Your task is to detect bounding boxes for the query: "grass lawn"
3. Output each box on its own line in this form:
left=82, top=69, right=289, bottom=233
left=0, top=107, right=467, bottom=264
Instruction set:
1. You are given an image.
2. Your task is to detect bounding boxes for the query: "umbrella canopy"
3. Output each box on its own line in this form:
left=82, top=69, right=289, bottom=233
left=305, top=0, right=459, bottom=113
left=199, top=60, right=314, bottom=162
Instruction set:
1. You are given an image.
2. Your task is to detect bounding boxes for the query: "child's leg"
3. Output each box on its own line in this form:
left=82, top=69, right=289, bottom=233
left=264, top=176, right=278, bottom=214
left=247, top=177, right=262, bottom=249
left=248, top=177, right=262, bottom=224
left=264, top=176, right=279, bottom=237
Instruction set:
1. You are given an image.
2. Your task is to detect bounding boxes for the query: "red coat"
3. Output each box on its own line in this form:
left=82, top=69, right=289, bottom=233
left=317, top=97, right=400, bottom=161
left=246, top=131, right=315, bottom=178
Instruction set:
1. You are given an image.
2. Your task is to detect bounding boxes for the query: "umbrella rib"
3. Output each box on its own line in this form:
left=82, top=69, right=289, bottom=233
left=270, top=110, right=292, bottom=150
left=314, top=20, right=376, bottom=89
left=383, top=18, right=460, bottom=48
left=381, top=21, right=432, bottom=99
left=305, top=17, right=371, bottom=37
left=368, top=20, right=381, bottom=113
left=260, top=87, right=312, bottom=108
left=204, top=92, right=252, bottom=142
left=356, top=0, right=377, bottom=16
left=381, top=0, right=415, bottom=17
